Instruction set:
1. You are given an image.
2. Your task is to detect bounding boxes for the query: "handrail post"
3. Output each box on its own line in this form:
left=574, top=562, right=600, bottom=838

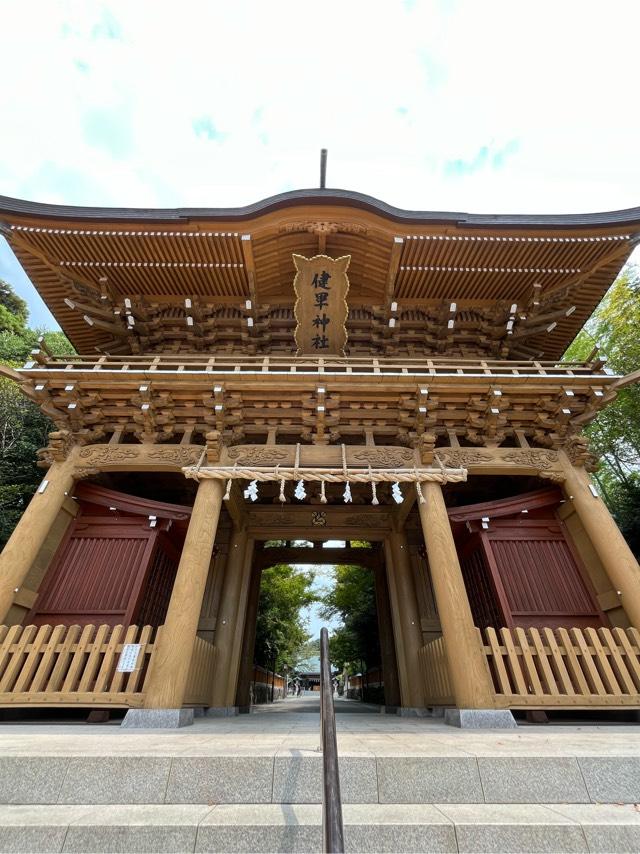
left=320, top=627, right=344, bottom=854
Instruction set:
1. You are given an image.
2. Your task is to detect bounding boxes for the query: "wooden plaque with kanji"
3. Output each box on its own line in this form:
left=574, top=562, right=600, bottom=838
left=292, top=254, right=351, bottom=355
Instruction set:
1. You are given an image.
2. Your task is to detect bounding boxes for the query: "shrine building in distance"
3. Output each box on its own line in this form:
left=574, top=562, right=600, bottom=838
left=1, top=187, right=640, bottom=727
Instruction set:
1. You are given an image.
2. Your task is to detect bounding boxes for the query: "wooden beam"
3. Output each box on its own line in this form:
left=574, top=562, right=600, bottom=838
left=256, top=547, right=379, bottom=567
left=392, top=487, right=417, bottom=528
left=539, top=241, right=632, bottom=301
left=240, top=235, right=258, bottom=313
left=224, top=481, right=246, bottom=530
left=8, top=231, right=105, bottom=301
left=383, top=238, right=404, bottom=346
left=385, top=237, right=404, bottom=308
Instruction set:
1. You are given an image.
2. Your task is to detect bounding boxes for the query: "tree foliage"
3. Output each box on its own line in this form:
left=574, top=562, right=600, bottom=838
left=0, top=280, right=74, bottom=548
left=565, top=268, right=640, bottom=555
left=254, top=563, right=317, bottom=672
left=0, top=281, right=28, bottom=324
left=321, top=563, right=380, bottom=674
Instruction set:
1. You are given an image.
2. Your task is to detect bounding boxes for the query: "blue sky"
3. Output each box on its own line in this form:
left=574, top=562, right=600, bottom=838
left=1, top=1, right=640, bottom=328
left=0, top=0, right=640, bottom=325
left=2, top=1, right=638, bottom=640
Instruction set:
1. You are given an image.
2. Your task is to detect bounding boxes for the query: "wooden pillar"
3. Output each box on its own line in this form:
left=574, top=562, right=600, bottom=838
left=197, top=539, right=230, bottom=643
left=209, top=527, right=251, bottom=707
left=235, top=565, right=262, bottom=709
left=373, top=560, right=401, bottom=707
left=0, top=459, right=75, bottom=623
left=144, top=478, right=224, bottom=709
left=384, top=532, right=426, bottom=707
left=561, top=454, right=640, bottom=630
left=383, top=540, right=410, bottom=706
left=418, top=481, right=495, bottom=709
left=225, top=538, right=255, bottom=705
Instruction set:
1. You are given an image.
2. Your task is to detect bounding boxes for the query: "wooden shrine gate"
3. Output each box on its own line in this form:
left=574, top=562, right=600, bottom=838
left=1, top=450, right=640, bottom=715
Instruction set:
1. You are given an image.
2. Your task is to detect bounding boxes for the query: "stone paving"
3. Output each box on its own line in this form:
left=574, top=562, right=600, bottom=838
left=1, top=696, right=640, bottom=850
left=1, top=694, right=639, bottom=759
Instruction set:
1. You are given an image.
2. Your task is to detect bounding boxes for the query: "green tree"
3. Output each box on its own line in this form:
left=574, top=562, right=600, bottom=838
left=321, top=564, right=380, bottom=674
left=0, top=379, right=52, bottom=546
left=254, top=564, right=317, bottom=672
left=295, top=637, right=320, bottom=663
left=565, top=267, right=640, bottom=555
left=0, top=280, right=74, bottom=548
left=0, top=281, right=28, bottom=323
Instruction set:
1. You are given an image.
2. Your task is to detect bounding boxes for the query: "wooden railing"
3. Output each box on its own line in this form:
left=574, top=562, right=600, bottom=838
left=482, top=626, right=640, bottom=708
left=22, top=352, right=611, bottom=380
left=419, top=635, right=454, bottom=705
left=184, top=635, right=217, bottom=706
left=0, top=624, right=155, bottom=707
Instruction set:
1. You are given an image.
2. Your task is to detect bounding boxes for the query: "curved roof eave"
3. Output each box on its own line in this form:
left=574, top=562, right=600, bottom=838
left=2, top=188, right=640, bottom=229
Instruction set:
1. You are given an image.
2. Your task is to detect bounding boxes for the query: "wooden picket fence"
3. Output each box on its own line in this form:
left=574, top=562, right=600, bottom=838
left=184, top=635, right=217, bottom=706
left=481, top=626, right=640, bottom=708
left=419, top=635, right=454, bottom=705
left=0, top=624, right=155, bottom=707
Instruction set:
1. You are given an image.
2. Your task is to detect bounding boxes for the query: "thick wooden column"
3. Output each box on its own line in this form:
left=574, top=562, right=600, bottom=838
left=385, top=531, right=426, bottom=707
left=225, top=540, right=256, bottom=706
left=561, top=454, right=640, bottom=630
left=418, top=481, right=495, bottom=709
left=373, top=560, right=401, bottom=707
left=235, top=566, right=262, bottom=709
left=144, top=478, right=224, bottom=709
left=383, top=540, right=410, bottom=705
left=209, top=527, right=251, bottom=707
left=0, top=459, right=75, bottom=623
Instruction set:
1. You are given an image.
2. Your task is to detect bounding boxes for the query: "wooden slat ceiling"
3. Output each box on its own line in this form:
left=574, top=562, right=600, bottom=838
left=2, top=190, right=638, bottom=359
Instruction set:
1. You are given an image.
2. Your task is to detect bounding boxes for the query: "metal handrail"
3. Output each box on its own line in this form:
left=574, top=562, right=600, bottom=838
left=320, top=627, right=344, bottom=854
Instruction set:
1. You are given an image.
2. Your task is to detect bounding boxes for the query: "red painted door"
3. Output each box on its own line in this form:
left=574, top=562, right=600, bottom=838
left=28, top=518, right=159, bottom=627
left=450, top=488, right=605, bottom=630
left=482, top=519, right=605, bottom=630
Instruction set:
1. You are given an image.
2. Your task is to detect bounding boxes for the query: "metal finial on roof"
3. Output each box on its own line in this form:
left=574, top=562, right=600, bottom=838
left=320, top=149, right=327, bottom=189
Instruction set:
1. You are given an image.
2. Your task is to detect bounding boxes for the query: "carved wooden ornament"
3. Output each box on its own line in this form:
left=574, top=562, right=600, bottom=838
left=292, top=254, right=350, bottom=356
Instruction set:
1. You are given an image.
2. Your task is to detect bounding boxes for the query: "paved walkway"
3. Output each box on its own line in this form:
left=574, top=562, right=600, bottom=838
left=0, top=695, right=638, bottom=759
left=1, top=694, right=640, bottom=849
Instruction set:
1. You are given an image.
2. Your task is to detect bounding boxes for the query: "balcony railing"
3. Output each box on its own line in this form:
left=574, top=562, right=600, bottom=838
left=22, top=352, right=613, bottom=380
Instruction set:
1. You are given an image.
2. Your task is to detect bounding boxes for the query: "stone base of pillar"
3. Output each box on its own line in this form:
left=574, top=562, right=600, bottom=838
left=396, top=707, right=432, bottom=717
left=121, top=708, right=194, bottom=729
left=444, top=708, right=517, bottom=729
left=206, top=706, right=240, bottom=717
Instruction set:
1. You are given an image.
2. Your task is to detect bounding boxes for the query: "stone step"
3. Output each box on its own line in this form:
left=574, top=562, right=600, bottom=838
left=1, top=752, right=639, bottom=805
left=1, top=802, right=639, bottom=852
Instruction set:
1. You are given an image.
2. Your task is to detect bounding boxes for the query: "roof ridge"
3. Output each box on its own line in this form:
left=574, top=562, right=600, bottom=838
left=2, top=188, right=640, bottom=229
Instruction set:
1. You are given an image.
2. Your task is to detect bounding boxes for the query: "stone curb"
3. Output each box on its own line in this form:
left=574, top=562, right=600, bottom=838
left=0, top=803, right=639, bottom=852
left=1, top=754, right=639, bottom=805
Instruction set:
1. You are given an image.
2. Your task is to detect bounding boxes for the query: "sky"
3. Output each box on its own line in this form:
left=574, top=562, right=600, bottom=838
left=1, top=0, right=640, bottom=329
left=297, top=560, right=342, bottom=639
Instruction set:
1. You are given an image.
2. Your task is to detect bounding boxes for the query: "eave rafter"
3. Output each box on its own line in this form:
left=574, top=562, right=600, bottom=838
left=3, top=192, right=639, bottom=360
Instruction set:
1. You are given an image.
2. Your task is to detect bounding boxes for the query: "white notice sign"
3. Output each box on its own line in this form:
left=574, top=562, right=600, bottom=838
left=117, top=644, right=142, bottom=673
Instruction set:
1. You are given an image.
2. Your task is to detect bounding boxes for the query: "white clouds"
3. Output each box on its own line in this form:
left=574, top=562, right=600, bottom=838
left=2, top=0, right=639, bottom=210
left=1, top=0, right=639, bottom=324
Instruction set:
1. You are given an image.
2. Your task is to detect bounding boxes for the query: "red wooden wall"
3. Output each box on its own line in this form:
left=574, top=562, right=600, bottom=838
left=450, top=488, right=605, bottom=630
left=27, top=484, right=189, bottom=628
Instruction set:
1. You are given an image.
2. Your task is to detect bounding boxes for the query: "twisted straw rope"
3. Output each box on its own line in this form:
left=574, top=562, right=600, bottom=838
left=182, top=465, right=467, bottom=484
